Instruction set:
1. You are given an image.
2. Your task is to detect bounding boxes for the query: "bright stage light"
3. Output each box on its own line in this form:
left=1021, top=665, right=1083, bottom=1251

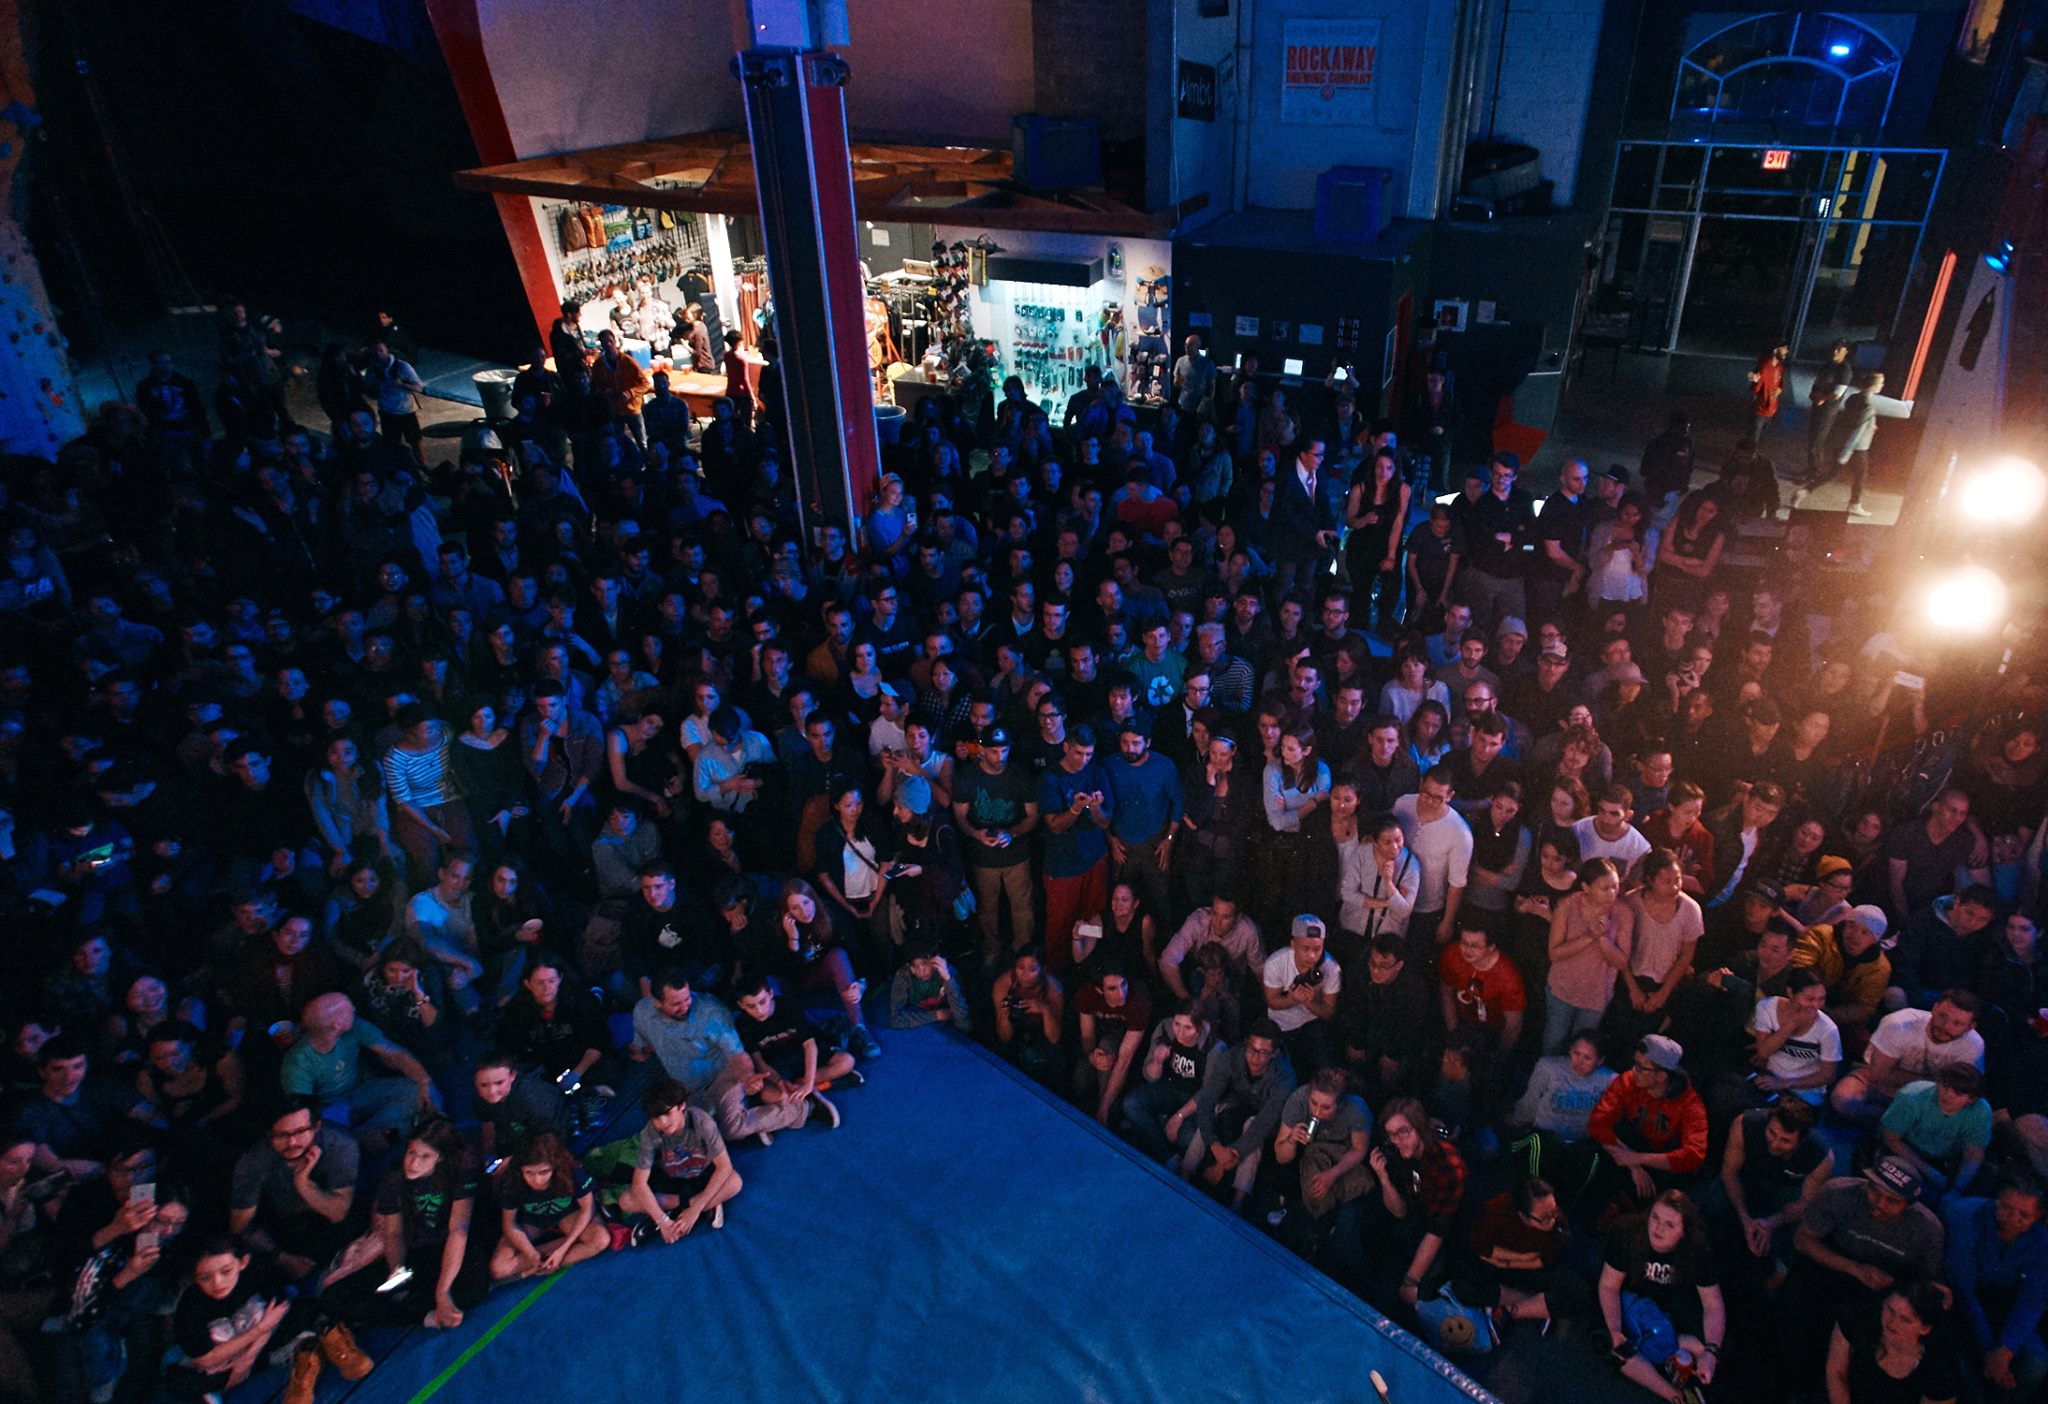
left=1958, top=455, right=2047, bottom=525
left=1924, top=566, right=2008, bottom=635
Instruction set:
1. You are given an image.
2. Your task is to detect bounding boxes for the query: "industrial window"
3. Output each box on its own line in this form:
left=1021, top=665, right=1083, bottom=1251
left=1673, top=12, right=1901, bottom=130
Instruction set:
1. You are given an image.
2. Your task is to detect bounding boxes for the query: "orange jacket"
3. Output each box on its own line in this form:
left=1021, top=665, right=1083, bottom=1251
left=1587, top=1069, right=1709, bottom=1174
left=590, top=350, right=651, bottom=417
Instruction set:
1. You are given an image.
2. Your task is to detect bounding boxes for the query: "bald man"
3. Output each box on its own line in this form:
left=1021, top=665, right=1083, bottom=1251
left=280, top=994, right=440, bottom=1149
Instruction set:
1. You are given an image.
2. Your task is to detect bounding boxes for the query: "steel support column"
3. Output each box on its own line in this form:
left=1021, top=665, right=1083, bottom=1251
left=735, top=45, right=880, bottom=547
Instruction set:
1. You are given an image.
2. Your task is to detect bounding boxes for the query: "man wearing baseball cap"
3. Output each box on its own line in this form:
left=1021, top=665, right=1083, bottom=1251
left=1262, top=916, right=1341, bottom=1076
left=1585, top=1034, right=1709, bottom=1215
left=1791, top=904, right=1892, bottom=1041
left=950, top=726, right=1039, bottom=966
left=1785, top=1154, right=1945, bottom=1361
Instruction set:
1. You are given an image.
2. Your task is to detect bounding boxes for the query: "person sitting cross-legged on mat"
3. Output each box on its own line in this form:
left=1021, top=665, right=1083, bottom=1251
left=624, top=1077, right=743, bottom=1243
left=489, top=1132, right=611, bottom=1280
left=888, top=941, right=970, bottom=1029
left=1122, top=1001, right=1219, bottom=1162
left=630, top=968, right=816, bottom=1146
left=733, top=972, right=858, bottom=1129
left=322, top=1117, right=491, bottom=1331
left=1272, top=1067, right=1374, bottom=1287
left=167, top=1233, right=372, bottom=1404
left=993, top=946, right=1068, bottom=1088
left=1177, top=1017, right=1297, bottom=1211
left=1071, top=963, right=1152, bottom=1127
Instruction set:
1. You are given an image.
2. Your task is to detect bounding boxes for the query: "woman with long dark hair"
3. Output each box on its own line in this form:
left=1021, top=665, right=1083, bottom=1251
left=1262, top=723, right=1330, bottom=940
left=1652, top=491, right=1726, bottom=611
left=1545, top=857, right=1633, bottom=1054
left=305, top=734, right=394, bottom=879
left=1823, top=1281, right=1957, bottom=1404
left=1345, top=447, right=1410, bottom=636
left=329, top=1117, right=489, bottom=1328
left=1369, top=1095, right=1469, bottom=1306
left=490, top=1133, right=610, bottom=1280
left=812, top=784, right=890, bottom=974
left=757, top=879, right=881, bottom=1060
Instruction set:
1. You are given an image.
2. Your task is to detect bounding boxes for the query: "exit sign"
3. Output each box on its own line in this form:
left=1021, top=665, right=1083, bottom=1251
left=1762, top=149, right=1792, bottom=171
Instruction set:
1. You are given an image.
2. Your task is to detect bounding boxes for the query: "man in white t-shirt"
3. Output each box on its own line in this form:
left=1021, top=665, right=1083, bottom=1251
left=1749, top=968, right=1843, bottom=1106
left=1392, top=768, right=1474, bottom=956
left=1830, top=991, right=1985, bottom=1125
left=1573, top=784, right=1652, bottom=878
left=1262, top=915, right=1341, bottom=1076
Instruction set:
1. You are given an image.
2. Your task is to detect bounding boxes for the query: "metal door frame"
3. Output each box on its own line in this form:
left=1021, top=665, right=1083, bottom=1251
left=1603, top=139, right=1946, bottom=357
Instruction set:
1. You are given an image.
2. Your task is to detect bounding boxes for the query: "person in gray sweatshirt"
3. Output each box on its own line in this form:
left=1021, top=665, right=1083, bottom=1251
left=1174, top=1018, right=1297, bottom=1209
left=1507, top=1032, right=1616, bottom=1184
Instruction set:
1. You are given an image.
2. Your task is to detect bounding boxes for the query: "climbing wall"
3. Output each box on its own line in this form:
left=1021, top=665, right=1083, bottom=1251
left=0, top=0, right=83, bottom=457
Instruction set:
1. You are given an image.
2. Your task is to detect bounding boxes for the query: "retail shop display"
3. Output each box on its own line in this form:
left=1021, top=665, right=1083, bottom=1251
left=1125, top=267, right=1172, bottom=405
left=547, top=201, right=707, bottom=311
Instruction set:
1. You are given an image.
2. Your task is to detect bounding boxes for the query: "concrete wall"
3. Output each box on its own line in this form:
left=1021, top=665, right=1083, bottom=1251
left=1237, top=0, right=1461, bottom=217
left=1472, top=0, right=1605, bottom=205
left=1172, top=0, right=1237, bottom=227
left=841, top=0, right=1034, bottom=145
left=476, top=0, right=1033, bottom=160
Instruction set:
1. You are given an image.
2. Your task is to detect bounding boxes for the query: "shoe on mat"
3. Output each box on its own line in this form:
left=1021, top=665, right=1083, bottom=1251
left=283, top=1345, right=322, bottom=1404
left=319, top=1322, right=373, bottom=1381
left=850, top=1026, right=882, bottom=1060
left=810, top=1091, right=841, bottom=1129
left=828, top=1068, right=865, bottom=1089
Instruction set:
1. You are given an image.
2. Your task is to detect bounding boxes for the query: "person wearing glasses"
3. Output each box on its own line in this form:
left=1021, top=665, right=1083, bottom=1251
left=226, top=1097, right=361, bottom=1283
left=1455, top=1176, right=1587, bottom=1335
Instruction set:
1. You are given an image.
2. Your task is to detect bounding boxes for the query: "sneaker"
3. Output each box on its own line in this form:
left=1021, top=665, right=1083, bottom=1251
left=825, top=1068, right=864, bottom=1090
left=1847, top=502, right=1872, bottom=516
left=850, top=1025, right=882, bottom=1060
left=711, top=1202, right=725, bottom=1230
left=757, top=1129, right=774, bottom=1147
left=283, top=1346, right=322, bottom=1404
left=629, top=1217, right=660, bottom=1248
left=1789, top=487, right=1809, bottom=508
left=318, top=1322, right=374, bottom=1381
left=809, top=1091, right=841, bottom=1129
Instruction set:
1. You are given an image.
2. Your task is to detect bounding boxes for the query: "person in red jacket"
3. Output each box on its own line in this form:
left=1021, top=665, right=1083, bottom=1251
left=1746, top=342, right=1789, bottom=444
left=1586, top=1034, right=1710, bottom=1220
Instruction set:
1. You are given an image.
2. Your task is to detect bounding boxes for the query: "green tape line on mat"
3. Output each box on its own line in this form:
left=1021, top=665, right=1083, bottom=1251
left=404, top=1270, right=566, bottom=1404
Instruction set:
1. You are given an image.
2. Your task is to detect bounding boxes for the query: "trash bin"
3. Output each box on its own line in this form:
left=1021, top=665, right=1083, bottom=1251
left=473, top=368, right=519, bottom=421
left=875, top=404, right=907, bottom=446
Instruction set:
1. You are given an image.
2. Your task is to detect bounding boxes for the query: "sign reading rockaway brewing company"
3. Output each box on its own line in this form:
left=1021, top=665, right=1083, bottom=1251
left=1281, top=18, right=1379, bottom=125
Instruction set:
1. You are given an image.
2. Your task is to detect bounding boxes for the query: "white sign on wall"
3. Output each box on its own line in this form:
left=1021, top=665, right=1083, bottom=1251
left=1281, top=18, right=1380, bottom=125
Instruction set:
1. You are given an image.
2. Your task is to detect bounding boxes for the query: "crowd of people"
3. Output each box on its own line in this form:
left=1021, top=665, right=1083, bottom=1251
left=0, top=297, right=2039, bottom=1404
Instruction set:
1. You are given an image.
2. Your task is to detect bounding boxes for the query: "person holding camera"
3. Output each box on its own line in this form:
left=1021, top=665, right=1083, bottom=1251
left=1369, top=1095, right=1469, bottom=1307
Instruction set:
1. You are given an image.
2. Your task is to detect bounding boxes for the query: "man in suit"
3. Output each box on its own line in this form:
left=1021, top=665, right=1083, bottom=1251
left=1272, top=438, right=1340, bottom=597
left=1151, top=670, right=1212, bottom=768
